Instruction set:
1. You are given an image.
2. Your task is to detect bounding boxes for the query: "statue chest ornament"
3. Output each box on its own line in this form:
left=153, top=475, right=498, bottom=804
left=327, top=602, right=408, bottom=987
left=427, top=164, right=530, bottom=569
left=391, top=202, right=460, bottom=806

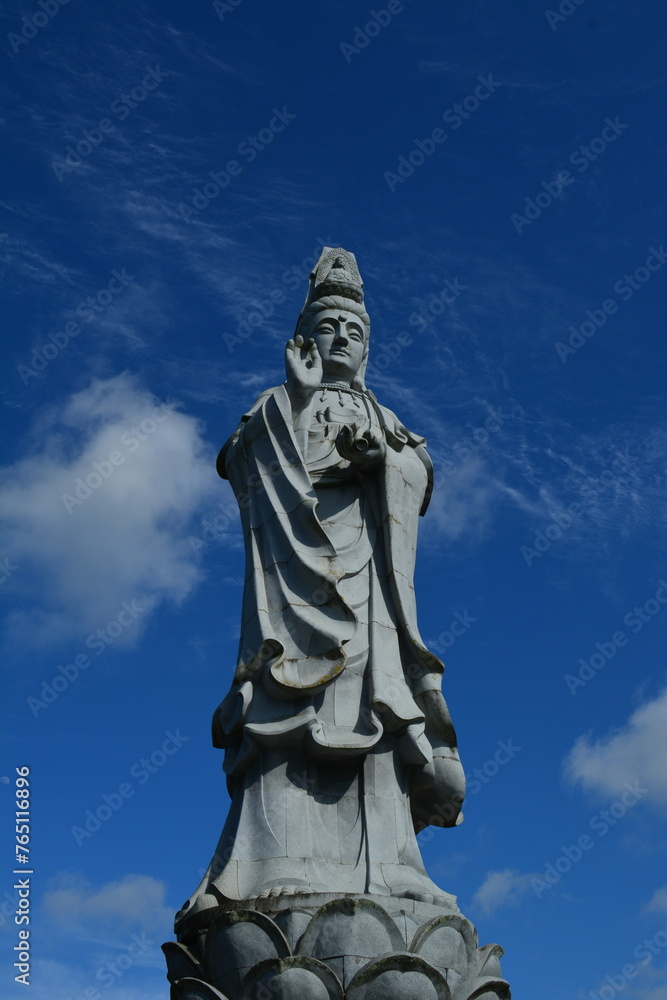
left=309, top=385, right=381, bottom=485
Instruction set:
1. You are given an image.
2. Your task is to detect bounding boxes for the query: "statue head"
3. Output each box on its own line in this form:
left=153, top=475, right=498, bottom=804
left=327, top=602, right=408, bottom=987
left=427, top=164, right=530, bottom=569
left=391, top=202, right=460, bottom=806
left=295, top=247, right=371, bottom=390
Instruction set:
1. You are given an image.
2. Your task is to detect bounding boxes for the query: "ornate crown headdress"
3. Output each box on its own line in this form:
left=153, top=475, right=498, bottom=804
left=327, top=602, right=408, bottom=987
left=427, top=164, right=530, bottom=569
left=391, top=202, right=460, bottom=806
left=302, top=247, right=364, bottom=306
left=295, top=246, right=372, bottom=393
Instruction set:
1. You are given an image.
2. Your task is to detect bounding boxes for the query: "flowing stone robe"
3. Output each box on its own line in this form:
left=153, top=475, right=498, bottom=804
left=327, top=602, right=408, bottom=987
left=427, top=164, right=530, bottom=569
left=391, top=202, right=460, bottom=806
left=179, top=383, right=464, bottom=918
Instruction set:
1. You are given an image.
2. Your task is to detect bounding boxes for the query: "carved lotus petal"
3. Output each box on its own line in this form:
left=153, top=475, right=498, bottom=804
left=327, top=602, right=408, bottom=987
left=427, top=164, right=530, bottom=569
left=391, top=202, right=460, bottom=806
left=204, top=910, right=290, bottom=998
left=163, top=941, right=205, bottom=984
left=239, top=956, right=343, bottom=999
left=454, top=980, right=511, bottom=1000
left=297, top=897, right=404, bottom=988
left=346, top=953, right=451, bottom=1000
left=170, top=976, right=230, bottom=1000
left=272, top=907, right=314, bottom=952
left=410, top=914, right=477, bottom=978
left=165, top=896, right=510, bottom=999
left=473, top=944, right=504, bottom=979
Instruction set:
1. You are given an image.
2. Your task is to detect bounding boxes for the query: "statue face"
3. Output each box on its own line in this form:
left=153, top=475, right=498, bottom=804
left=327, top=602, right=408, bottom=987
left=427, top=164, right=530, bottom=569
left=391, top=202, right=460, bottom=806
left=305, top=308, right=367, bottom=383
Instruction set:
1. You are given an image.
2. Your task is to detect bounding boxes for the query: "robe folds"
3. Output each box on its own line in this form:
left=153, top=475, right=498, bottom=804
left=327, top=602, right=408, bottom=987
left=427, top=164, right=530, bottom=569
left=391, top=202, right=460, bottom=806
left=177, top=384, right=465, bottom=915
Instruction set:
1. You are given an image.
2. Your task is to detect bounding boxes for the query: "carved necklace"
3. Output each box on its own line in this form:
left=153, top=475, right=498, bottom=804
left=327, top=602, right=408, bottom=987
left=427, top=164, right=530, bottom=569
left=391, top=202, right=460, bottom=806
left=317, top=383, right=365, bottom=408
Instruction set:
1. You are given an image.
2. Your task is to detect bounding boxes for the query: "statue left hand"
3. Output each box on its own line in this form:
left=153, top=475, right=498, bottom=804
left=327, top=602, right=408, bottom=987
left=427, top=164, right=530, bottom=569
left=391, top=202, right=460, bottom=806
left=336, top=423, right=386, bottom=469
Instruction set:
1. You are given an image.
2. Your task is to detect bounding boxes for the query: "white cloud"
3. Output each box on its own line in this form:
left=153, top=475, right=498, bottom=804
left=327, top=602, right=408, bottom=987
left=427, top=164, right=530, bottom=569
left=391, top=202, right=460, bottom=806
left=30, top=874, right=172, bottom=999
left=646, top=886, right=667, bottom=914
left=564, top=687, right=667, bottom=809
left=636, top=984, right=667, bottom=1000
left=42, top=872, right=172, bottom=937
left=1, top=373, right=218, bottom=649
left=471, top=868, right=535, bottom=916
left=28, top=958, right=166, bottom=1000
left=424, top=455, right=503, bottom=543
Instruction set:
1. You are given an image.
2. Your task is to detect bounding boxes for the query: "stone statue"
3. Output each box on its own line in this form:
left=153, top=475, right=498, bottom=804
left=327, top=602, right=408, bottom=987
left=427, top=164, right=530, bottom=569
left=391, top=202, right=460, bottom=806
left=165, top=248, right=510, bottom=1000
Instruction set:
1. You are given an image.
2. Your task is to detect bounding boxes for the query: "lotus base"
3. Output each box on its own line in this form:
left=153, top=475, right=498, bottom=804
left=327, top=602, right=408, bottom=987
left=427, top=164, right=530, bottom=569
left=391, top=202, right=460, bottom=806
left=163, top=892, right=510, bottom=999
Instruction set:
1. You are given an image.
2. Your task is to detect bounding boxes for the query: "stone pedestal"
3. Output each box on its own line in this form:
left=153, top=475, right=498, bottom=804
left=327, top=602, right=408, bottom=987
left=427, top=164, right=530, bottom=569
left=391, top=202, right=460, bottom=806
left=163, top=892, right=510, bottom=999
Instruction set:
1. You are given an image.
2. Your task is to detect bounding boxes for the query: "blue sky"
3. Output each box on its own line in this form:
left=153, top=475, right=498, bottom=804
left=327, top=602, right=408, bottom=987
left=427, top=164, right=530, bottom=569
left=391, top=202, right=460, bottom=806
left=1, top=1, right=666, bottom=997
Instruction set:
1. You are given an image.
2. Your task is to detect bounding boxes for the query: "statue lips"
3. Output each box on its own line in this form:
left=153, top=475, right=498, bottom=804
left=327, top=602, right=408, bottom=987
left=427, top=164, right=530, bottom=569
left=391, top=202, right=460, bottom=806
left=327, top=348, right=351, bottom=365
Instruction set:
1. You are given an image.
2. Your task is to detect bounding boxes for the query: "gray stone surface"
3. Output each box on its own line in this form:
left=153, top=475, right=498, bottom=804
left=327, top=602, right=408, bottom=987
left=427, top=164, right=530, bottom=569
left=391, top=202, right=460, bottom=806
left=177, top=248, right=465, bottom=931
left=164, top=894, right=509, bottom=999
left=165, top=247, right=509, bottom=998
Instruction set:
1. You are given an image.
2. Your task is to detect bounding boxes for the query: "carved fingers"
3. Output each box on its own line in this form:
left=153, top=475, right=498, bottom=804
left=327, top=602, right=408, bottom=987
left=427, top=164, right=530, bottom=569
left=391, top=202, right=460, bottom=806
left=285, top=335, right=322, bottom=410
left=285, top=335, right=321, bottom=377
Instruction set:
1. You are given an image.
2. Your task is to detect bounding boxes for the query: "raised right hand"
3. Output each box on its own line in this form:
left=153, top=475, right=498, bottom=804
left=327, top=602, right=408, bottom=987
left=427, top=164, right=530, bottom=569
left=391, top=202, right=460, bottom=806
left=285, top=335, right=322, bottom=409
